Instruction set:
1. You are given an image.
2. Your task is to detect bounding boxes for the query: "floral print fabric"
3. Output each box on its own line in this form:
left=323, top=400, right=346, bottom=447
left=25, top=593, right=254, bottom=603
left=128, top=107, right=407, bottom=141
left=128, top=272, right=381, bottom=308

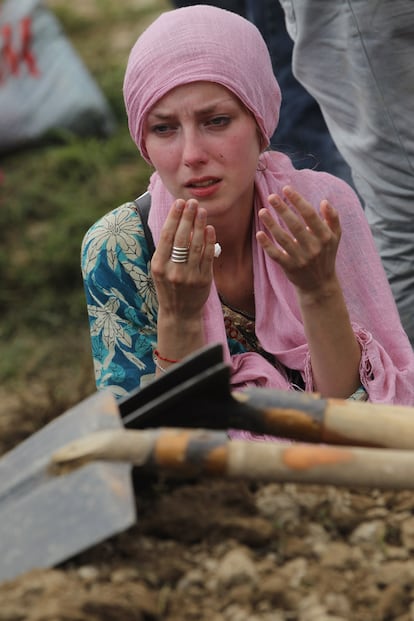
left=81, top=203, right=158, bottom=397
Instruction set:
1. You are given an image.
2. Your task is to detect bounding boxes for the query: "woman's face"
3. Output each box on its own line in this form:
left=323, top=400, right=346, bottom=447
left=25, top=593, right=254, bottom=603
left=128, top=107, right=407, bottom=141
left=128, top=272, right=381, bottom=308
left=143, top=81, right=262, bottom=219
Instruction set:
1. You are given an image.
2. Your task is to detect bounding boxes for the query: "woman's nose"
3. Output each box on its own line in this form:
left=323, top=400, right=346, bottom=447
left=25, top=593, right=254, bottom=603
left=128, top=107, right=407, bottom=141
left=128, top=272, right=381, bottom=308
left=182, top=129, right=208, bottom=167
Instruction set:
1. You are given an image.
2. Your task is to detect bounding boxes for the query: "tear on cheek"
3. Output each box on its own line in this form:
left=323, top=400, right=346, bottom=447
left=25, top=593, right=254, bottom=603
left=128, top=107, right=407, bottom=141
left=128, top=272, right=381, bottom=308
left=214, top=243, right=222, bottom=258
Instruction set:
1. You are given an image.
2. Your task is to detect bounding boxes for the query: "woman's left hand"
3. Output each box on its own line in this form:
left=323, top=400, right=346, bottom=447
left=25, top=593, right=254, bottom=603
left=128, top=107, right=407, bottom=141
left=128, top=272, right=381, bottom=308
left=257, top=185, right=361, bottom=398
left=256, top=185, right=341, bottom=295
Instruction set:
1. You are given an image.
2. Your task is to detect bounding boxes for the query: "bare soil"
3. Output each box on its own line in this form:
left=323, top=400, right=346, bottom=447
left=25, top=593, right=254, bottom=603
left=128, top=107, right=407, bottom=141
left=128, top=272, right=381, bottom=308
left=2, top=388, right=414, bottom=621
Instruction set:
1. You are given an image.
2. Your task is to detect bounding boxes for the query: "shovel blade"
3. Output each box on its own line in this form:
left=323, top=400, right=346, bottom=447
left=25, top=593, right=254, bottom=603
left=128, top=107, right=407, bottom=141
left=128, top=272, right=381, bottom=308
left=0, top=461, right=135, bottom=583
left=0, top=391, right=136, bottom=584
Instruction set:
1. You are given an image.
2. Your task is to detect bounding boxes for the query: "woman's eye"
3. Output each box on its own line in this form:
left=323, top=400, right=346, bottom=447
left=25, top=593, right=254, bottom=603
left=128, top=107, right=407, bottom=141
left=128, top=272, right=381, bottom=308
left=151, top=124, right=175, bottom=135
left=207, top=116, right=230, bottom=127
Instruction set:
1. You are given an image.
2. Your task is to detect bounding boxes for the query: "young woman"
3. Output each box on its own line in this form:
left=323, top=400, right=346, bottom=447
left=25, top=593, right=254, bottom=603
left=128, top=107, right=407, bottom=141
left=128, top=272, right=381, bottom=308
left=81, top=5, right=414, bottom=406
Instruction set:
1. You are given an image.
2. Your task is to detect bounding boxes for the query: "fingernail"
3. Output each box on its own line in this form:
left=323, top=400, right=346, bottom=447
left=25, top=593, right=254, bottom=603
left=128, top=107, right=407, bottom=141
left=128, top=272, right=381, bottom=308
left=175, top=199, right=185, bottom=210
left=186, top=199, right=197, bottom=211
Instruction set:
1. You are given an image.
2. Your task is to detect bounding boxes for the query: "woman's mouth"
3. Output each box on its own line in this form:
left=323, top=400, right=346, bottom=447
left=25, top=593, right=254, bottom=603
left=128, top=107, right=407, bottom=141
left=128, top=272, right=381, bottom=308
left=185, top=177, right=221, bottom=197
left=188, top=179, right=217, bottom=188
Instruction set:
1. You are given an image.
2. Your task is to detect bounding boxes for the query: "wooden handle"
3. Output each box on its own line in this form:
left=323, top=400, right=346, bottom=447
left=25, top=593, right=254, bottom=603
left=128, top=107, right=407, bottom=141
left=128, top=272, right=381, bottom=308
left=235, top=389, right=414, bottom=449
left=51, top=428, right=229, bottom=477
left=52, top=427, right=414, bottom=490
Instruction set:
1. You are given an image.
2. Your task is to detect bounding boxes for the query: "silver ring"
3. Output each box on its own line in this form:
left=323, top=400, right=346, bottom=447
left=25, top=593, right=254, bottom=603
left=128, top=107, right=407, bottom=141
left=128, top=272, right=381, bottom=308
left=170, top=245, right=189, bottom=263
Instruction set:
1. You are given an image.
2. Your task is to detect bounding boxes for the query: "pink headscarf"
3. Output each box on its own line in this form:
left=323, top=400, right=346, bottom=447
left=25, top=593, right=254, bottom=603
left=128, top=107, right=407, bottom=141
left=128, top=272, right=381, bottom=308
left=123, top=5, right=414, bottom=404
left=123, top=4, right=281, bottom=162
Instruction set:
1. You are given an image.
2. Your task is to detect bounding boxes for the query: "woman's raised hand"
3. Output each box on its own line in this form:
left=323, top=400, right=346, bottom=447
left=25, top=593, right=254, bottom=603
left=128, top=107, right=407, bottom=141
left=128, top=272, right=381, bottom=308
left=151, top=198, right=216, bottom=321
left=257, top=185, right=360, bottom=397
left=256, top=185, right=342, bottom=297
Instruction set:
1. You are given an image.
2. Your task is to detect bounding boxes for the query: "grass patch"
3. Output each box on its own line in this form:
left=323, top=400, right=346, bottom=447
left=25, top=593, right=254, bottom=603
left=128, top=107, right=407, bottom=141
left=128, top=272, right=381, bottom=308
left=0, top=0, right=169, bottom=391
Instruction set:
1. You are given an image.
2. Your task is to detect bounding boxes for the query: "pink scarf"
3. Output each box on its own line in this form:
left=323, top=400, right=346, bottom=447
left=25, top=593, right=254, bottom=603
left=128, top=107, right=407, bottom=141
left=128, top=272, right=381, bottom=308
left=123, top=5, right=281, bottom=162
left=148, top=152, right=414, bottom=403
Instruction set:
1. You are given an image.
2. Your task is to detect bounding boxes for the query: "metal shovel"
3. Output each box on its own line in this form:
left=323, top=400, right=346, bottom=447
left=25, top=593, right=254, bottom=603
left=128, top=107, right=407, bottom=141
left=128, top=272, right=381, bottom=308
left=121, top=345, right=414, bottom=451
left=0, top=344, right=221, bottom=584
left=0, top=390, right=131, bottom=584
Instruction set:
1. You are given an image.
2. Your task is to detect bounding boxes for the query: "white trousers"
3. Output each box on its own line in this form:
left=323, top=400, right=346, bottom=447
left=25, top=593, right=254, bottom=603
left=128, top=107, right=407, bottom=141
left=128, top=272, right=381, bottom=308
left=278, top=0, right=414, bottom=345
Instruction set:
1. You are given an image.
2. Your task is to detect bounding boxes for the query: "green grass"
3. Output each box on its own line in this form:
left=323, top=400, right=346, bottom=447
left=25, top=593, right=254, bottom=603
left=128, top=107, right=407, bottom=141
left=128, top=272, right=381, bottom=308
left=0, top=0, right=170, bottom=392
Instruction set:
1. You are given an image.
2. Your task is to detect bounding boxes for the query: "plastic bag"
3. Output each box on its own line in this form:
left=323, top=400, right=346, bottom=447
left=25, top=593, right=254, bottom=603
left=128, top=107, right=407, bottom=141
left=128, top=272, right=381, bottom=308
left=0, top=0, right=116, bottom=153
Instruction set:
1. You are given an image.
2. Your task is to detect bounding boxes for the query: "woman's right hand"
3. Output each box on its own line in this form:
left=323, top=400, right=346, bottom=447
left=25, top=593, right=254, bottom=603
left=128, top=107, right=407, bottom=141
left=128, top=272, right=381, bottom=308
left=151, top=198, right=216, bottom=324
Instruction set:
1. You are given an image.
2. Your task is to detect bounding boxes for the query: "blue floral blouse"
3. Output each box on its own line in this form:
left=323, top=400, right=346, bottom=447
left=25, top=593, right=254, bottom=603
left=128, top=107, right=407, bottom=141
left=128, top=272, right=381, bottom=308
left=81, top=202, right=159, bottom=398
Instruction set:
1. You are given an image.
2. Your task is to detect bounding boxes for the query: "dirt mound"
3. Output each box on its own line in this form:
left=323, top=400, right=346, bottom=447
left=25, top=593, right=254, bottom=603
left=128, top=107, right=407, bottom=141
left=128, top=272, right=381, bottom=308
left=2, top=440, right=414, bottom=621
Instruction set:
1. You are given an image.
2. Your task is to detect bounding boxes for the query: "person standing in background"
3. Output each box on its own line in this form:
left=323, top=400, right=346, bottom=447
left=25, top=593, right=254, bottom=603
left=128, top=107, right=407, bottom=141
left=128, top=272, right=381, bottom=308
left=276, top=0, right=414, bottom=347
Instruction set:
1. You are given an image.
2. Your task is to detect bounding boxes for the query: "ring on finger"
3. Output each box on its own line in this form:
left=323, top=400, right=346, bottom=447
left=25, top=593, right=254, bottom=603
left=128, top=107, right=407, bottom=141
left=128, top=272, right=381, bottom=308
left=170, top=245, right=189, bottom=263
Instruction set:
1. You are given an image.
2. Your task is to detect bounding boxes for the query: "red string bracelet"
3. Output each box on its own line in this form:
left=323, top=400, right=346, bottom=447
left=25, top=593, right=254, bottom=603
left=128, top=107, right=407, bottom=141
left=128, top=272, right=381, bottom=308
left=154, top=349, right=179, bottom=364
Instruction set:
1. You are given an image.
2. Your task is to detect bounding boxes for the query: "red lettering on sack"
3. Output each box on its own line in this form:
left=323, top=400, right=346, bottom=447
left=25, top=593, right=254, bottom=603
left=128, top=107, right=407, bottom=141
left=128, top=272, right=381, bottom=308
left=0, top=16, right=40, bottom=82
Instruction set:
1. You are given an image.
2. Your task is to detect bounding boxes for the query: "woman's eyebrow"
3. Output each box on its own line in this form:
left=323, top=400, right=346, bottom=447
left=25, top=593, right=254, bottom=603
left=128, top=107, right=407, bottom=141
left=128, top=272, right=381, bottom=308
left=195, top=99, right=236, bottom=115
left=147, top=111, right=174, bottom=121
left=148, top=99, right=235, bottom=120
